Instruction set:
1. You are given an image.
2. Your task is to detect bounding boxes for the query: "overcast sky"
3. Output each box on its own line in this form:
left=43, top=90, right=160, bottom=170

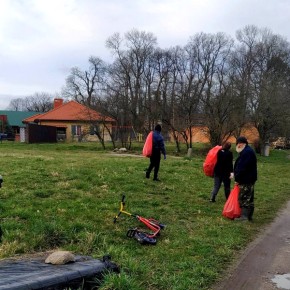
left=0, top=0, right=290, bottom=109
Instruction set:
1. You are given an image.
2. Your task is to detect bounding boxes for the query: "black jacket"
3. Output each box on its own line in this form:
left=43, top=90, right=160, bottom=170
left=234, top=145, right=257, bottom=184
left=214, top=149, right=233, bottom=177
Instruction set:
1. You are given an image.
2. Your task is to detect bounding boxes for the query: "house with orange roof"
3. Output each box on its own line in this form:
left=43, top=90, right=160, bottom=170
left=22, top=99, right=115, bottom=142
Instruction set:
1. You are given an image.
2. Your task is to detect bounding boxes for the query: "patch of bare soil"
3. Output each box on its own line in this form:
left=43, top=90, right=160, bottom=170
left=108, top=152, right=144, bottom=157
left=213, top=200, right=290, bottom=290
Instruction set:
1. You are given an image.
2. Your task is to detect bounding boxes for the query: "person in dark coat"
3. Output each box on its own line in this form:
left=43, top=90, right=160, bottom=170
left=209, top=142, right=233, bottom=202
left=234, top=136, right=257, bottom=221
left=145, top=124, right=166, bottom=181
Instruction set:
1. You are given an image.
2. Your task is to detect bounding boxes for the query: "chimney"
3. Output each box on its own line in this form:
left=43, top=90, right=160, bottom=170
left=54, top=98, right=63, bottom=109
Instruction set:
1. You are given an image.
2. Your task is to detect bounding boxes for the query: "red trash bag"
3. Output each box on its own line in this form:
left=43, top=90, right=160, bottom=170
left=142, top=131, right=153, bottom=157
left=222, top=184, right=241, bottom=219
left=203, top=145, right=222, bottom=177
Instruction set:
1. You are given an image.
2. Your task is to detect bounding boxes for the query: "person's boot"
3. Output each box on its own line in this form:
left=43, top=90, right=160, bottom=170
left=145, top=171, right=150, bottom=179
left=235, top=207, right=248, bottom=221
left=153, top=171, right=160, bottom=181
left=248, top=207, right=254, bottom=221
left=209, top=195, right=216, bottom=202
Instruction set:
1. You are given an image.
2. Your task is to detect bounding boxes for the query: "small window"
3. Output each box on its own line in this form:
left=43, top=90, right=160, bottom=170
left=89, top=125, right=95, bottom=135
left=71, top=125, right=82, bottom=136
left=90, top=125, right=99, bottom=135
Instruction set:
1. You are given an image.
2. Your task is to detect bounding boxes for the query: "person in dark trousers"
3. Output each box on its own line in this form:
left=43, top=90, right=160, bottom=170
left=234, top=136, right=257, bottom=221
left=146, top=124, right=166, bottom=181
left=209, top=141, right=233, bottom=202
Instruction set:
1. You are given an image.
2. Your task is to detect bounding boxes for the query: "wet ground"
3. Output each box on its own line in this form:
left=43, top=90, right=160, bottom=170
left=214, top=200, right=290, bottom=290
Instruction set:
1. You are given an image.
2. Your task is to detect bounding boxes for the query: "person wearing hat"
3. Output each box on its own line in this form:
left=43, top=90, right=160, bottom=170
left=145, top=124, right=166, bottom=181
left=234, top=136, right=257, bottom=221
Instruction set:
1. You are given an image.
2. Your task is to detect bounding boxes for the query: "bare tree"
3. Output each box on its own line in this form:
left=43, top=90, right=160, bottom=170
left=58, top=25, right=290, bottom=152
left=175, top=32, right=235, bottom=148
left=24, top=92, right=53, bottom=112
left=150, top=47, right=184, bottom=152
left=197, top=33, right=235, bottom=146
left=105, top=29, right=158, bottom=147
left=229, top=41, right=255, bottom=139
left=7, top=93, right=53, bottom=112
left=235, top=25, right=290, bottom=154
left=62, top=56, right=106, bottom=107
left=7, top=98, right=26, bottom=111
left=106, top=30, right=157, bottom=123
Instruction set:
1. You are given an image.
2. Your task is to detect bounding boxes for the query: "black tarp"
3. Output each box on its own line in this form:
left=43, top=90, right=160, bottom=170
left=0, top=255, right=118, bottom=290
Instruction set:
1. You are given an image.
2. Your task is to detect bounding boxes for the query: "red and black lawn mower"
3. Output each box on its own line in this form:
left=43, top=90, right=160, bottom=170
left=113, top=195, right=165, bottom=245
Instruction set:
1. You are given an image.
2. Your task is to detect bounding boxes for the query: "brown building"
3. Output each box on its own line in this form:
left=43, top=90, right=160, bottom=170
left=173, top=125, right=259, bottom=144
left=23, top=99, right=115, bottom=142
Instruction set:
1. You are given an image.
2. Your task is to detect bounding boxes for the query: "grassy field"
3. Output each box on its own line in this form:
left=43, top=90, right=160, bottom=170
left=0, top=141, right=289, bottom=290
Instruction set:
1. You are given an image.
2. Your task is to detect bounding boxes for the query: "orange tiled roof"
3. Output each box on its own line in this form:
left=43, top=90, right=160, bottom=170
left=23, top=101, right=114, bottom=123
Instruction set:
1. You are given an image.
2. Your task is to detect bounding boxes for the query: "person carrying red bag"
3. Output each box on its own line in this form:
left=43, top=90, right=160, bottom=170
left=145, top=124, right=166, bottom=181
left=234, top=136, right=258, bottom=221
left=209, top=141, right=233, bottom=202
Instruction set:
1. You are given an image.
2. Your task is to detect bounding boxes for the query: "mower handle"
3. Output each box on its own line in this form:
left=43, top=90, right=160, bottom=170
left=113, top=194, right=135, bottom=223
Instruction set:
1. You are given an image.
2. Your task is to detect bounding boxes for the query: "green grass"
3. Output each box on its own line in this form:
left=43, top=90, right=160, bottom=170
left=0, top=141, right=289, bottom=289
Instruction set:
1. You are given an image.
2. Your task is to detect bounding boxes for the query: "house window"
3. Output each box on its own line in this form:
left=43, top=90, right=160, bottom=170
left=57, top=127, right=66, bottom=141
left=71, top=125, right=82, bottom=136
left=89, top=125, right=95, bottom=135
left=90, top=125, right=100, bottom=135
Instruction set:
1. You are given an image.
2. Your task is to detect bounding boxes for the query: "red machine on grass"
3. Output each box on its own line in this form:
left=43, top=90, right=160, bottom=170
left=113, top=195, right=165, bottom=245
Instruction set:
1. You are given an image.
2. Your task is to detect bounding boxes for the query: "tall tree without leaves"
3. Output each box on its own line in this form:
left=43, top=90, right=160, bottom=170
left=8, top=93, right=53, bottom=112
left=63, top=56, right=106, bottom=107
left=235, top=25, right=290, bottom=154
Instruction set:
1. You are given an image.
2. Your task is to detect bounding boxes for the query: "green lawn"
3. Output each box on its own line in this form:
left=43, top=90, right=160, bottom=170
left=0, top=141, right=289, bottom=290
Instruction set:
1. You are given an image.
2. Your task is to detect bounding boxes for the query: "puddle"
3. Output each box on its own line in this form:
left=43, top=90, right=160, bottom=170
left=272, top=273, right=290, bottom=289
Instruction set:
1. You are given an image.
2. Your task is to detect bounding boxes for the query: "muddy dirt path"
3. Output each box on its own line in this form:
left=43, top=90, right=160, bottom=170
left=214, top=200, right=290, bottom=290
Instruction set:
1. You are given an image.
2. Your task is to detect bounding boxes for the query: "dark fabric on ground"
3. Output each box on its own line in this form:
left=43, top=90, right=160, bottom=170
left=0, top=255, right=118, bottom=290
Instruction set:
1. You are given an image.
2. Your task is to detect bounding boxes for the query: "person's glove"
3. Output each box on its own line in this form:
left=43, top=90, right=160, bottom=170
left=230, top=172, right=234, bottom=179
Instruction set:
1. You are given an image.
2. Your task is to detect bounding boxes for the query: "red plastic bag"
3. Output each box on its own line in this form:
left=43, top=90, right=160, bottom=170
left=142, top=131, right=153, bottom=157
left=222, top=184, right=241, bottom=219
left=203, top=145, right=222, bottom=177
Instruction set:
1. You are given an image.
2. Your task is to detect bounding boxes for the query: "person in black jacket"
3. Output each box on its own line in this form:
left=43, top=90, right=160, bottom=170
left=145, top=124, right=166, bottom=181
left=234, top=136, right=257, bottom=221
left=209, top=142, right=233, bottom=202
